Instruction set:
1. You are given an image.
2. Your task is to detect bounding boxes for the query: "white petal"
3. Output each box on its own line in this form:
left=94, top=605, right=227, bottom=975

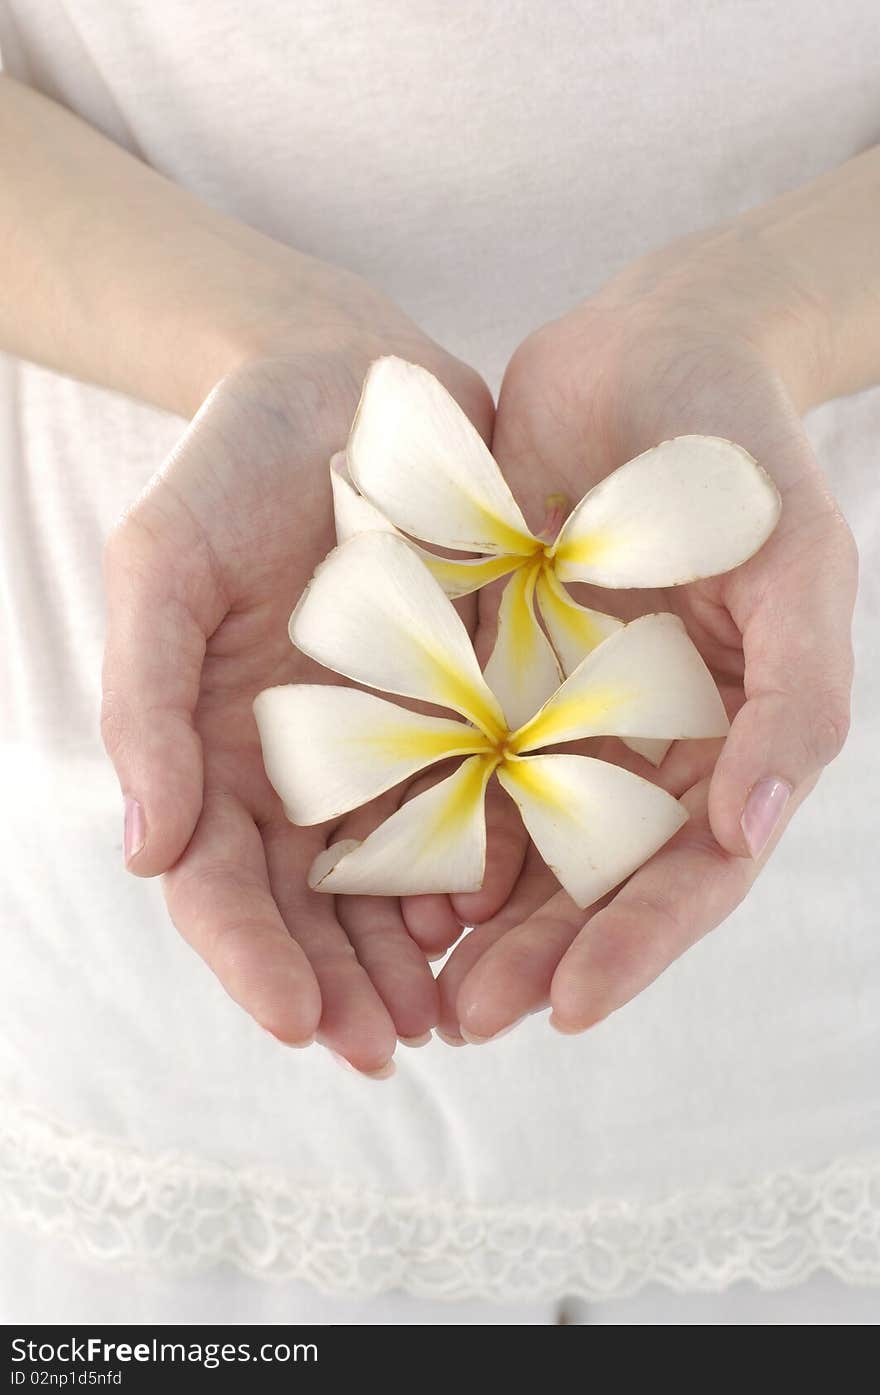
left=422, top=551, right=524, bottom=598
left=309, top=755, right=494, bottom=895
left=511, top=612, right=729, bottom=753
left=290, top=531, right=507, bottom=741
left=330, top=454, right=518, bottom=598
left=534, top=567, right=622, bottom=674
left=330, top=452, right=399, bottom=545
left=622, top=736, right=672, bottom=767
left=497, top=754, right=687, bottom=908
left=532, top=569, right=671, bottom=762
left=253, top=684, right=489, bottom=825
left=552, top=435, right=782, bottom=587
left=309, top=840, right=359, bottom=885
left=347, top=357, right=537, bottom=555
left=483, top=566, right=562, bottom=730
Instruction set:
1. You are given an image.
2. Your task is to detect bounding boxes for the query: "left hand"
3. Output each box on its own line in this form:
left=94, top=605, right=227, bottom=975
left=438, top=255, right=858, bottom=1042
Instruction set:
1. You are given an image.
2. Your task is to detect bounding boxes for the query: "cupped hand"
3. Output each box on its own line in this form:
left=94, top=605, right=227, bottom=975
left=100, top=306, right=497, bottom=1073
left=440, top=286, right=857, bottom=1042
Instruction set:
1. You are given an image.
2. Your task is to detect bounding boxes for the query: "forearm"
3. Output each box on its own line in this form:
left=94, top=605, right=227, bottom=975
left=0, top=76, right=368, bottom=417
left=599, top=144, right=880, bottom=413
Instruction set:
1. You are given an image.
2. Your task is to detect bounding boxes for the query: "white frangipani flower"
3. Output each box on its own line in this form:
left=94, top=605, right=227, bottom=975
left=253, top=531, right=730, bottom=909
left=330, top=357, right=781, bottom=762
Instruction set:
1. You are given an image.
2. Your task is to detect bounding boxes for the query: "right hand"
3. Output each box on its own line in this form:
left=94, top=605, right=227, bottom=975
left=100, top=292, right=500, bottom=1075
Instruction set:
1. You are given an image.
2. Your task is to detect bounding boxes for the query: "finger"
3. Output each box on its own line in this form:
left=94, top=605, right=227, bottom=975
left=336, top=894, right=439, bottom=1043
left=445, top=725, right=736, bottom=1043
left=162, top=790, right=321, bottom=1045
left=709, top=495, right=857, bottom=860
left=101, top=493, right=227, bottom=876
left=399, top=893, right=465, bottom=958
left=436, top=846, right=558, bottom=1042
left=549, top=777, right=798, bottom=1033
left=262, top=821, right=399, bottom=1076
left=457, top=913, right=578, bottom=1045
left=593, top=731, right=729, bottom=799
left=448, top=779, right=530, bottom=927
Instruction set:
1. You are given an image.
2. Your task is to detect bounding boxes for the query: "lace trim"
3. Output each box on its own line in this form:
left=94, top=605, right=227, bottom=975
left=1, top=1100, right=879, bottom=1301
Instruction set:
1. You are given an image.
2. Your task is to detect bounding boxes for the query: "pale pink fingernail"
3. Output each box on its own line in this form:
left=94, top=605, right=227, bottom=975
left=399, top=1033, right=432, bottom=1048
left=329, top=1050, right=395, bottom=1080
left=363, top=1061, right=396, bottom=1080
left=329, top=1051, right=356, bottom=1073
left=549, top=1013, right=587, bottom=1035
left=740, top=777, right=792, bottom=858
left=436, top=1029, right=466, bottom=1047
left=460, top=1018, right=523, bottom=1046
left=123, top=795, right=145, bottom=863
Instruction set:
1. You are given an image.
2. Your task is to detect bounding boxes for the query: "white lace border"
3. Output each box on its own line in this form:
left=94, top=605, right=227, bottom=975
left=1, top=1100, right=879, bottom=1302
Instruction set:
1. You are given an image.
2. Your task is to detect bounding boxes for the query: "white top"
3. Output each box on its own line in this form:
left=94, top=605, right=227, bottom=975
left=1, top=0, right=879, bottom=1302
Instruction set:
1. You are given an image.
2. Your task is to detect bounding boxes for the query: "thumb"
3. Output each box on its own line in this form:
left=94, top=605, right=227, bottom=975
left=709, top=504, right=858, bottom=861
left=100, top=484, right=227, bottom=875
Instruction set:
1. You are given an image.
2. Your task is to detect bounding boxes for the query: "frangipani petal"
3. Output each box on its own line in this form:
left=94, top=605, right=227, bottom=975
left=483, top=567, right=562, bottom=730
left=308, top=755, right=494, bottom=895
left=290, top=531, right=507, bottom=741
left=552, top=435, right=781, bottom=587
left=330, top=452, right=399, bottom=545
left=511, top=613, right=729, bottom=753
left=532, top=570, right=670, bottom=764
left=330, top=454, right=519, bottom=598
left=622, top=736, right=672, bottom=767
left=347, top=357, right=537, bottom=555
left=497, top=754, right=688, bottom=908
left=534, top=567, right=623, bottom=674
left=423, top=551, right=524, bottom=599
left=253, top=684, right=490, bottom=826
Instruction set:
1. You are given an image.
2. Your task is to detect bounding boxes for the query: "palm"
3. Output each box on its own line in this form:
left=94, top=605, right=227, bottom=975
left=439, top=311, right=856, bottom=1040
left=103, top=348, right=495, bottom=1070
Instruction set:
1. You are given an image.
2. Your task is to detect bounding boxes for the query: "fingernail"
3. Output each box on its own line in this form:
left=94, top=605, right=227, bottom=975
left=123, top=795, right=145, bottom=863
left=460, top=1018, right=523, bottom=1046
left=399, top=1033, right=432, bottom=1048
left=436, top=1029, right=466, bottom=1047
left=548, top=1013, right=586, bottom=1035
left=329, top=1050, right=396, bottom=1080
left=329, top=1050, right=356, bottom=1073
left=740, top=777, right=792, bottom=859
left=363, top=1061, right=396, bottom=1080
left=265, top=1028, right=315, bottom=1049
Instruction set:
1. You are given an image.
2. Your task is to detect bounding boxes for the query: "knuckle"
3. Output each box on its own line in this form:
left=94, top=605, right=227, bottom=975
left=503, top=327, right=553, bottom=384
left=102, top=508, right=161, bottom=589
left=803, top=695, right=851, bottom=768
left=619, top=892, right=687, bottom=958
left=578, top=926, right=636, bottom=988
left=829, top=511, right=859, bottom=584
left=99, top=688, right=130, bottom=759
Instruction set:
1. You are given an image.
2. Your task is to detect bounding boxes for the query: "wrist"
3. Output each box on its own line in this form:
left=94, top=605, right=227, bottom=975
left=593, top=219, right=835, bottom=415
left=190, top=246, right=432, bottom=416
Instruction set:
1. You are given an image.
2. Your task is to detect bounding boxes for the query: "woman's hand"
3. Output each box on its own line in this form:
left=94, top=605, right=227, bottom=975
left=100, top=321, right=495, bottom=1074
left=0, top=77, right=511, bottom=1069
left=438, top=245, right=858, bottom=1043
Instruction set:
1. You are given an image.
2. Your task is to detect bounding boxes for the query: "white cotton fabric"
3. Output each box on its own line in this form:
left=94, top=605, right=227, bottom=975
left=1, top=0, right=879, bottom=1320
